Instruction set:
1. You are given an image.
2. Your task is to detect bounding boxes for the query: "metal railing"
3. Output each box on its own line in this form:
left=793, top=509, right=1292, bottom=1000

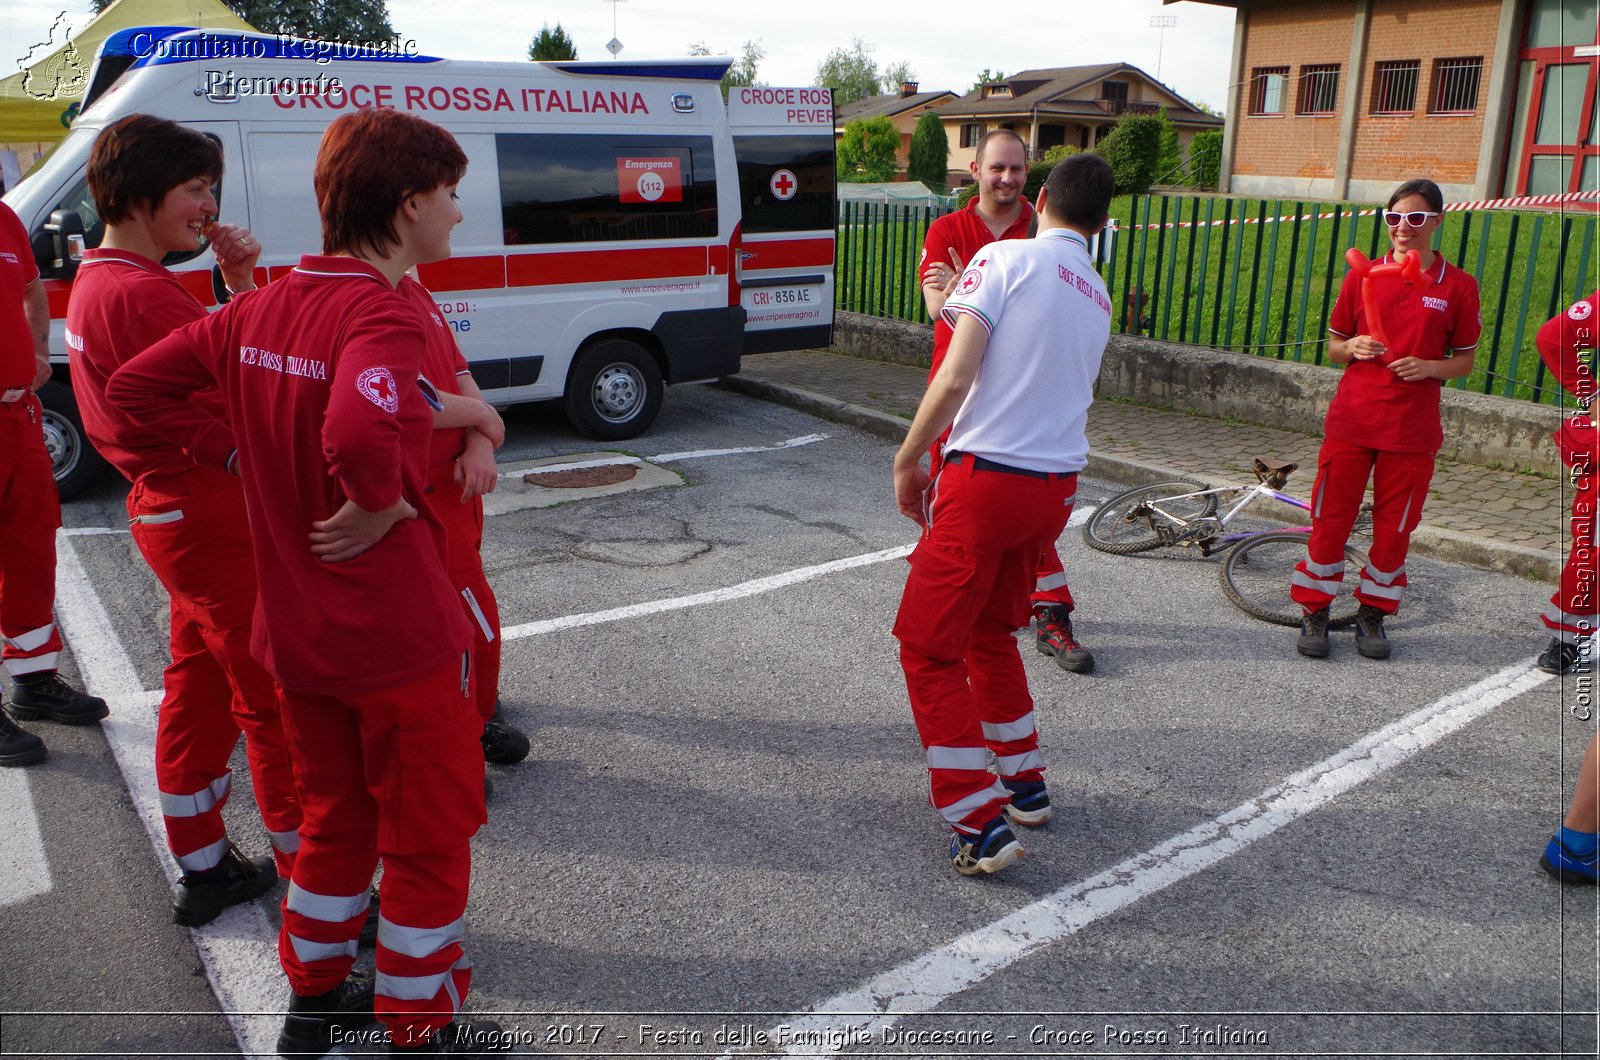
left=835, top=194, right=1598, bottom=405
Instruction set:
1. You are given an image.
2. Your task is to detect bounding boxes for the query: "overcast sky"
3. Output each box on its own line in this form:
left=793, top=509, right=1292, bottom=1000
left=5, top=0, right=1238, bottom=112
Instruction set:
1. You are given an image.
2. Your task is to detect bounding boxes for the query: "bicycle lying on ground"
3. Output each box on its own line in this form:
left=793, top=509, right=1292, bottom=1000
left=1082, top=458, right=1372, bottom=627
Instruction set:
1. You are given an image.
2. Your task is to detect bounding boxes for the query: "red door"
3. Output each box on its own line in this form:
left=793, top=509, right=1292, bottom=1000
left=1510, top=1, right=1600, bottom=196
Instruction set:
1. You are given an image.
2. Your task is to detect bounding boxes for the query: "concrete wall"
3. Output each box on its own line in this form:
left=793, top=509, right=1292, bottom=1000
left=831, top=310, right=1565, bottom=475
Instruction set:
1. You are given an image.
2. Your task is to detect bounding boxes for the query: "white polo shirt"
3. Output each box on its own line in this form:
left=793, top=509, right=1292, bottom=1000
left=940, top=227, right=1111, bottom=473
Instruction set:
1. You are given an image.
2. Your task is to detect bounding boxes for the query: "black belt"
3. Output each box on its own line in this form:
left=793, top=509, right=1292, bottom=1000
left=945, top=451, right=1075, bottom=481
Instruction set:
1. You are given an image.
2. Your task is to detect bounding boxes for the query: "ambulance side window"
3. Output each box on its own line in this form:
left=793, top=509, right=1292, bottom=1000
left=43, top=176, right=105, bottom=254
left=496, top=133, right=717, bottom=245
left=733, top=134, right=834, bottom=234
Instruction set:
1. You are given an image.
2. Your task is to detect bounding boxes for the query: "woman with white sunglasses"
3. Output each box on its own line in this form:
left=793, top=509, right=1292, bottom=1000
left=1290, top=178, right=1482, bottom=660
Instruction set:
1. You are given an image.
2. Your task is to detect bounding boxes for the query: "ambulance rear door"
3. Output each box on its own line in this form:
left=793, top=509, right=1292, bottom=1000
left=726, top=87, right=835, bottom=353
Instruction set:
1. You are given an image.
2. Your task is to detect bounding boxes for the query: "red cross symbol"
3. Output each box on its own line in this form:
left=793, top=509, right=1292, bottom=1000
left=770, top=169, right=798, bottom=201
left=370, top=375, right=393, bottom=402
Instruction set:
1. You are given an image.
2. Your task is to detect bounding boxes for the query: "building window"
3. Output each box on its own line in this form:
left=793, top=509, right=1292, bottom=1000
left=959, top=123, right=984, bottom=148
left=1371, top=60, right=1420, bottom=114
left=982, top=84, right=1011, bottom=98
left=1431, top=57, right=1483, bottom=113
left=1101, top=80, right=1129, bottom=104
left=1248, top=67, right=1288, bottom=115
left=1297, top=64, right=1340, bottom=115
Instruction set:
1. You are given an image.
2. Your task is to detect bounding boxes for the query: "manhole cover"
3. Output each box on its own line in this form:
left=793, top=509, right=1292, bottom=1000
left=525, top=465, right=639, bottom=488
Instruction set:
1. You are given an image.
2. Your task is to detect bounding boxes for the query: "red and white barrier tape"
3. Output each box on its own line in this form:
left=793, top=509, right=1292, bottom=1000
left=1112, top=189, right=1600, bottom=232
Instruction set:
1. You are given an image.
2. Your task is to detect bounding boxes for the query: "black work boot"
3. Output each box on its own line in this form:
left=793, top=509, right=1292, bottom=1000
left=389, top=1019, right=511, bottom=1055
left=1033, top=604, right=1095, bottom=673
left=172, top=842, right=279, bottom=926
left=1297, top=607, right=1330, bottom=658
left=277, top=971, right=377, bottom=1057
left=480, top=702, right=530, bottom=765
left=1354, top=604, right=1392, bottom=659
left=9, top=672, right=108, bottom=725
left=0, top=700, right=46, bottom=767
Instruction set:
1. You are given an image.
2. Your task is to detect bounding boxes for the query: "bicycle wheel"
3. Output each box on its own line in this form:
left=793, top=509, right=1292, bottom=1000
left=1083, top=479, right=1218, bottom=555
left=1218, top=531, right=1370, bottom=628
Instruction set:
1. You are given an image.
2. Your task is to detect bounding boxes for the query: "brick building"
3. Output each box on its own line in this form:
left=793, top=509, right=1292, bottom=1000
left=1185, top=0, right=1599, bottom=201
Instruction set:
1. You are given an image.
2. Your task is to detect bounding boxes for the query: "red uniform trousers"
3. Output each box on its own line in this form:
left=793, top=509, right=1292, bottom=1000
left=1544, top=416, right=1600, bottom=643
left=427, top=463, right=500, bottom=724
left=1291, top=438, right=1435, bottom=616
left=129, top=469, right=302, bottom=875
left=893, top=457, right=1076, bottom=834
left=0, top=396, right=64, bottom=678
left=277, top=657, right=486, bottom=1048
left=929, top=428, right=1074, bottom=612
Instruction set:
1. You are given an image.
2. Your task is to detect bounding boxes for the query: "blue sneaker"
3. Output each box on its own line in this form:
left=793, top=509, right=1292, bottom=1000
left=949, top=816, right=1023, bottom=876
left=1541, top=834, right=1600, bottom=884
left=1002, top=780, right=1052, bottom=827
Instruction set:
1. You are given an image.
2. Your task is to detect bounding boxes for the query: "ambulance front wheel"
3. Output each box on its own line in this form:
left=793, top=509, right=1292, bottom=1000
left=565, top=340, right=664, bottom=441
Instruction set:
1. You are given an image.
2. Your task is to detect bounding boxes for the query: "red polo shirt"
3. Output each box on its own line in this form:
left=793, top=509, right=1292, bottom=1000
left=922, top=196, right=1034, bottom=371
left=1325, top=251, right=1481, bottom=453
left=0, top=203, right=40, bottom=389
left=66, top=248, right=233, bottom=483
left=106, top=255, right=469, bottom=695
left=398, top=276, right=471, bottom=470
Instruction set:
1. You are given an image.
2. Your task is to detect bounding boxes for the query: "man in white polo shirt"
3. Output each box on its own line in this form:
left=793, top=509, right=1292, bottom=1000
left=891, top=153, right=1115, bottom=876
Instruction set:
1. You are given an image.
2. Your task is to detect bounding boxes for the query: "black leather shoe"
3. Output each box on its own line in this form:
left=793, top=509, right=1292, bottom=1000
left=1296, top=607, right=1330, bottom=658
left=9, top=673, right=108, bottom=725
left=173, top=843, right=278, bottom=926
left=1353, top=604, right=1392, bottom=660
left=0, top=703, right=45, bottom=767
left=278, top=971, right=377, bottom=1057
left=481, top=704, right=530, bottom=765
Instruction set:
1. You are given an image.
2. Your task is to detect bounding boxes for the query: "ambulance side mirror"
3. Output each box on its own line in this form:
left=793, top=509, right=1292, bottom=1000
left=43, top=209, right=85, bottom=282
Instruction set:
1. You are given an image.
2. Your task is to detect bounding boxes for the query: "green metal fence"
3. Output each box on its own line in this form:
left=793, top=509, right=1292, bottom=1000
left=836, top=195, right=1598, bottom=406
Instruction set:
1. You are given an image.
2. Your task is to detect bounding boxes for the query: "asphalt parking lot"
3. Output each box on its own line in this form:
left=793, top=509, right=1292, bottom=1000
left=1, top=382, right=1595, bottom=1059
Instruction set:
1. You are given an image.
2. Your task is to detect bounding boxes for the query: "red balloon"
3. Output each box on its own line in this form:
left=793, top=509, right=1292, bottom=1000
left=1342, top=248, right=1432, bottom=363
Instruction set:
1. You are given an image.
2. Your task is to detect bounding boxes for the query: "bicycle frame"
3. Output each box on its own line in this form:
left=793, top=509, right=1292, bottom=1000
left=1136, top=481, right=1315, bottom=551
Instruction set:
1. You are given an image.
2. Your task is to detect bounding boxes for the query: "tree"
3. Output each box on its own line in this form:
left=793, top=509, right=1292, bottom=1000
left=154, top=0, right=397, bottom=42
left=836, top=116, right=898, bottom=183
left=907, top=111, right=948, bottom=191
left=971, top=68, right=1005, bottom=93
left=688, top=39, right=765, bottom=98
left=880, top=60, right=916, bottom=95
left=529, top=23, right=578, bottom=61
left=1095, top=113, right=1164, bottom=195
left=815, top=37, right=880, bottom=107
left=1156, top=108, right=1183, bottom=184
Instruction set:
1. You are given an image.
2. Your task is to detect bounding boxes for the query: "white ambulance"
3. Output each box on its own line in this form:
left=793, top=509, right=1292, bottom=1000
left=4, top=28, right=836, bottom=497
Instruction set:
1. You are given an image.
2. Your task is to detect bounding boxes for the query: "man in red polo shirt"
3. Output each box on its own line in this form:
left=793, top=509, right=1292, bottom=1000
left=0, top=201, right=107, bottom=768
left=918, top=130, right=1093, bottom=674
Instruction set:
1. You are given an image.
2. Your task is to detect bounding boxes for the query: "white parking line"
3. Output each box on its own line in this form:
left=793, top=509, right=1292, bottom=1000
left=498, top=432, right=830, bottom=480
left=720, top=660, right=1551, bottom=1058
left=52, top=533, right=283, bottom=1056
left=0, top=768, right=51, bottom=908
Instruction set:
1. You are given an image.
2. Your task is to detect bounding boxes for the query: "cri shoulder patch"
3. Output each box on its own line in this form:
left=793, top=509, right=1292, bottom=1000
left=1569, top=300, right=1595, bottom=322
left=356, top=366, right=400, bottom=413
left=955, top=268, right=982, bottom=296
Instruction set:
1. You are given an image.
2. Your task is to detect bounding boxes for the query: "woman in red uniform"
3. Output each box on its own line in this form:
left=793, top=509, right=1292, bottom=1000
left=1291, top=179, right=1481, bottom=659
left=108, top=109, right=507, bottom=1057
left=66, top=113, right=300, bottom=927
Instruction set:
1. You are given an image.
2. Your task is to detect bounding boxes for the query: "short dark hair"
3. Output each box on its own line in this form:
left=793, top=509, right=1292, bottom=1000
left=1387, top=178, right=1443, bottom=212
left=974, top=128, right=1026, bottom=164
left=1042, top=153, right=1115, bottom=230
left=88, top=114, right=222, bottom=226
left=314, top=109, right=467, bottom=257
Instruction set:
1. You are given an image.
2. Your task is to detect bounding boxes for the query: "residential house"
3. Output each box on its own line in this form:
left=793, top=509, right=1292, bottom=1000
left=933, top=64, right=1225, bottom=185
left=1182, top=0, right=1599, bottom=202
left=833, top=83, right=960, bottom=179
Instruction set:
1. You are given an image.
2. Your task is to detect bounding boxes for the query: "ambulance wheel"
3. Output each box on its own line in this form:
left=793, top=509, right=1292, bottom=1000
left=38, top=381, right=107, bottom=500
left=565, top=340, right=663, bottom=440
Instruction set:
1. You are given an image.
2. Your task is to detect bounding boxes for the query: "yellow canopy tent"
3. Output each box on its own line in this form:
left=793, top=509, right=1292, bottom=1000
left=1, top=0, right=259, bottom=145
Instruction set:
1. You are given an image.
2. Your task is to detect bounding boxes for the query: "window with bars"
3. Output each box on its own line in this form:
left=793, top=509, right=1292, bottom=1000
left=1297, top=64, right=1340, bottom=114
left=959, top=123, right=984, bottom=148
left=1248, top=67, right=1288, bottom=115
left=1371, top=60, right=1420, bottom=114
left=1431, top=57, right=1483, bottom=113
